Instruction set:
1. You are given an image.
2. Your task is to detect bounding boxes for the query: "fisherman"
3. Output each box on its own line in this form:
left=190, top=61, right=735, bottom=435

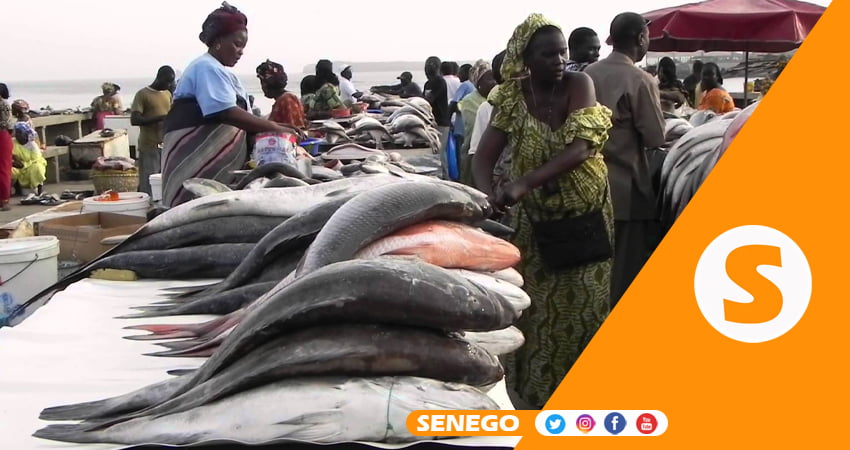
left=370, top=72, right=422, bottom=98
left=339, top=65, right=363, bottom=106
left=424, top=56, right=451, bottom=179
left=130, top=65, right=175, bottom=196
left=565, top=27, right=601, bottom=72
left=585, top=12, right=666, bottom=308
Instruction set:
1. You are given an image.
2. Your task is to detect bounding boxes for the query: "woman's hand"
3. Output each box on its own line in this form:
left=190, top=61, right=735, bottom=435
left=491, top=178, right=530, bottom=213
left=12, top=157, right=23, bottom=169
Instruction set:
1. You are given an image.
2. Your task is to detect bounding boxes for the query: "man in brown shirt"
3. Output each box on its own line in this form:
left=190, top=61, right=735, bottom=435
left=585, top=12, right=665, bottom=307
left=131, top=66, right=175, bottom=196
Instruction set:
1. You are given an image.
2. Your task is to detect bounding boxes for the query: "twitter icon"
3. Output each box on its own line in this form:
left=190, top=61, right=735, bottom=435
left=545, top=414, right=567, bottom=434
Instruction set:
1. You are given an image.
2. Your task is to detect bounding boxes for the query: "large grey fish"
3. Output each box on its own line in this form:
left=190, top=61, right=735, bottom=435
left=7, top=176, right=410, bottom=322
left=347, top=118, right=393, bottom=150
left=65, top=324, right=502, bottom=426
left=297, top=181, right=491, bottom=275
left=233, top=163, right=311, bottom=189
left=88, top=244, right=254, bottom=280
left=388, top=105, right=435, bottom=126
left=261, top=176, right=309, bottom=187
left=164, top=194, right=355, bottom=303
left=461, top=326, right=526, bottom=356
left=315, top=121, right=351, bottom=144
left=321, top=142, right=387, bottom=161
left=34, top=376, right=498, bottom=445
left=155, top=259, right=517, bottom=407
left=142, top=266, right=529, bottom=359
left=122, top=282, right=279, bottom=320
left=182, top=178, right=233, bottom=198
left=122, top=181, right=494, bottom=342
left=118, top=215, right=285, bottom=254
left=309, top=165, right=344, bottom=182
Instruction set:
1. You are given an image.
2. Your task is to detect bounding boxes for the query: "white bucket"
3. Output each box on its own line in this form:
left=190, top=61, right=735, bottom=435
left=150, top=174, right=162, bottom=202
left=82, top=192, right=151, bottom=218
left=0, top=236, right=60, bottom=324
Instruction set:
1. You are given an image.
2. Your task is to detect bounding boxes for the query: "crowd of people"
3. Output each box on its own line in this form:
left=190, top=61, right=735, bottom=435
left=0, top=1, right=759, bottom=409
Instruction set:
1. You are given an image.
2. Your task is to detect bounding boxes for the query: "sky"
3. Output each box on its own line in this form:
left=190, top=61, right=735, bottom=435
left=0, top=0, right=832, bottom=82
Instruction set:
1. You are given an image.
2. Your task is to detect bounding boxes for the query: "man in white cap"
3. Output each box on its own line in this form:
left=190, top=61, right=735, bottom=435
left=339, top=65, right=362, bottom=105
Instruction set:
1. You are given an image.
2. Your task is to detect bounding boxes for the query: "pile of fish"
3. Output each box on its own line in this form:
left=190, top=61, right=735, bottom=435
left=336, top=99, right=440, bottom=153
left=658, top=104, right=761, bottom=234
left=30, top=175, right=529, bottom=446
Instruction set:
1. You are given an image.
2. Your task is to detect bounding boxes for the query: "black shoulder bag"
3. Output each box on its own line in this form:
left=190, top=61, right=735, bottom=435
left=514, top=108, right=613, bottom=271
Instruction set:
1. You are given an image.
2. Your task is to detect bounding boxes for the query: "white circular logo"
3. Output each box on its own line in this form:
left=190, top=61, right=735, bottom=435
left=694, top=225, right=811, bottom=343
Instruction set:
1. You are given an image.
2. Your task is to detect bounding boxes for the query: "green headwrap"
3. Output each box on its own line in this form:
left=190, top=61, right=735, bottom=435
left=501, top=13, right=560, bottom=83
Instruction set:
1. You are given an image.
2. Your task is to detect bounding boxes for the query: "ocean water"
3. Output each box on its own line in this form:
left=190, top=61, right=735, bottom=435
left=4, top=73, right=751, bottom=116
left=3, top=71, right=425, bottom=116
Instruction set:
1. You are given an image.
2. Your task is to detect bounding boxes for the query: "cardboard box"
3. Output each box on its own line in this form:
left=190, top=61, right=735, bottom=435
left=37, top=213, right=146, bottom=263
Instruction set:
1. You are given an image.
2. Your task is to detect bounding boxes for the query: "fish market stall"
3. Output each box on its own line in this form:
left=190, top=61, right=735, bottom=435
left=0, top=173, right=526, bottom=449
left=0, top=277, right=519, bottom=449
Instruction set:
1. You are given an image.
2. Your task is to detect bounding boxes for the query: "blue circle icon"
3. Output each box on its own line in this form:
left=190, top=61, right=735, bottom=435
left=545, top=413, right=567, bottom=434
left=604, top=412, right=627, bottom=435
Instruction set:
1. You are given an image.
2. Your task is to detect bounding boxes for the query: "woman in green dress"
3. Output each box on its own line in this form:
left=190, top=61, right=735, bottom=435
left=472, top=14, right=615, bottom=409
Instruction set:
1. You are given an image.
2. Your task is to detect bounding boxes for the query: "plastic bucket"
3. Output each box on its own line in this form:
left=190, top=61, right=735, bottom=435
left=253, top=132, right=297, bottom=166
left=150, top=174, right=162, bottom=202
left=299, top=138, right=322, bottom=156
left=0, top=236, right=60, bottom=325
left=82, top=192, right=151, bottom=218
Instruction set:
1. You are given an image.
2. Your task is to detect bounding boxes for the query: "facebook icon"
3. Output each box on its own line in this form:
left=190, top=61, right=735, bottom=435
left=604, top=412, right=627, bottom=435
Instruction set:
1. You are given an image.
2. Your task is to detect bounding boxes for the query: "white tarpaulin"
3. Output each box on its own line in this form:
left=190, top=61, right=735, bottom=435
left=0, top=278, right=520, bottom=449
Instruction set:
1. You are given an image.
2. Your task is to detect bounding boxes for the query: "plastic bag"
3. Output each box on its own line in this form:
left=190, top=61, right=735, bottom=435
left=445, top=131, right=459, bottom=181
left=253, top=132, right=298, bottom=166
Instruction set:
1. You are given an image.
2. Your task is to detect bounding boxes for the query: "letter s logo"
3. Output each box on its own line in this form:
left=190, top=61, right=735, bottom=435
left=694, top=225, right=811, bottom=343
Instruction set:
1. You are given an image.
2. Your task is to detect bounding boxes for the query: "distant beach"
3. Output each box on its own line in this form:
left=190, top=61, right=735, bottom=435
left=4, top=71, right=425, bottom=116
left=5, top=71, right=750, bottom=118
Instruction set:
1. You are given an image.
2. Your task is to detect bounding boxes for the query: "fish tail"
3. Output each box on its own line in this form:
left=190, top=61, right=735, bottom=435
left=39, top=398, right=125, bottom=421
left=122, top=328, right=198, bottom=341
left=33, top=424, right=102, bottom=443
left=153, top=339, right=201, bottom=351
left=143, top=347, right=216, bottom=358
left=122, top=314, right=229, bottom=339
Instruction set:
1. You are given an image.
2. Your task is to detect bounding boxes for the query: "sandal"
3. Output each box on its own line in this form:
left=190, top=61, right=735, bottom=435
left=20, top=193, right=40, bottom=205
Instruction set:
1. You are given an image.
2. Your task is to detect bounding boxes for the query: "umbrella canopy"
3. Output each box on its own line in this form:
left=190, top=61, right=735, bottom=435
left=641, top=0, right=826, bottom=53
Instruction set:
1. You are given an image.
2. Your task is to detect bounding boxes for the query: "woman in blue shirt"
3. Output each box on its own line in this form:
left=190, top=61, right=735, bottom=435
left=161, top=2, right=299, bottom=207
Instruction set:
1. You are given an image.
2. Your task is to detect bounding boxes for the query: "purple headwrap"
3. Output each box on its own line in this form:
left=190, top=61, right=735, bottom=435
left=199, top=1, right=248, bottom=46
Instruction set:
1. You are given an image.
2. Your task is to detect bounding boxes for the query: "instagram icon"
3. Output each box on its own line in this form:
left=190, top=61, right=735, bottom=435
left=576, top=414, right=596, bottom=434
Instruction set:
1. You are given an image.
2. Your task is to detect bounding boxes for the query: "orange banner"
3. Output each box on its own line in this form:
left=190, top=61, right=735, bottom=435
left=511, top=0, right=844, bottom=448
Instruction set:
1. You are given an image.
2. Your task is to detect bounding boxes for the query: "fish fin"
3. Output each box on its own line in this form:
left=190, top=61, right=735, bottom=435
left=324, top=188, right=351, bottom=197
left=99, top=234, right=131, bottom=246
left=32, top=424, right=100, bottom=443
left=166, top=368, right=196, bottom=377
left=273, top=410, right=346, bottom=441
left=190, top=198, right=230, bottom=210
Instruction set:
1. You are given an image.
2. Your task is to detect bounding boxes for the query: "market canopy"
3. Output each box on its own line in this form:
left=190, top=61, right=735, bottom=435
left=640, top=0, right=827, bottom=53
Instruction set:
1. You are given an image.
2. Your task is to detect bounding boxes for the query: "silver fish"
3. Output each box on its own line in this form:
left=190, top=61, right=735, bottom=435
left=33, top=376, right=499, bottom=445
left=183, top=178, right=234, bottom=198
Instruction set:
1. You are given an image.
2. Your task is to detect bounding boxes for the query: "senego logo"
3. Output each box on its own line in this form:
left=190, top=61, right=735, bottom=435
left=694, top=225, right=811, bottom=343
